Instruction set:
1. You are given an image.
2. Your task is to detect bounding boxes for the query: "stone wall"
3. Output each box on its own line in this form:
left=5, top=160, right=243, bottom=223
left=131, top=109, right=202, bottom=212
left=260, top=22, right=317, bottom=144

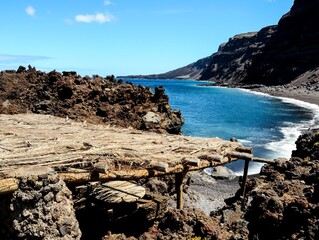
left=0, top=168, right=81, bottom=239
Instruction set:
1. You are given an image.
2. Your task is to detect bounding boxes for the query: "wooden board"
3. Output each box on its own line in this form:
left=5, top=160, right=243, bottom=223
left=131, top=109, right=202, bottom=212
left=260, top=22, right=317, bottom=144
left=0, top=113, right=246, bottom=176
left=92, top=181, right=146, bottom=203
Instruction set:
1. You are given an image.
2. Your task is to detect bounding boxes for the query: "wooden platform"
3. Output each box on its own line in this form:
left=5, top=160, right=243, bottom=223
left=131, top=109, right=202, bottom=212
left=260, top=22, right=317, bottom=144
left=0, top=113, right=252, bottom=179
left=0, top=113, right=278, bottom=209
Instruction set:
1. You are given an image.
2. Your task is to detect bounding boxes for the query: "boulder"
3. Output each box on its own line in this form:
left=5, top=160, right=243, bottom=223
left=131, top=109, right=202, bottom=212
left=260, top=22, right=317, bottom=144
left=211, top=166, right=237, bottom=180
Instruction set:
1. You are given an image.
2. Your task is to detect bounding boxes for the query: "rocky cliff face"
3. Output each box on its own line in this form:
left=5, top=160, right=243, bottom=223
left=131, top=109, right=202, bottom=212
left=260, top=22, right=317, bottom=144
left=200, top=27, right=276, bottom=84
left=0, top=66, right=184, bottom=134
left=244, top=0, right=319, bottom=85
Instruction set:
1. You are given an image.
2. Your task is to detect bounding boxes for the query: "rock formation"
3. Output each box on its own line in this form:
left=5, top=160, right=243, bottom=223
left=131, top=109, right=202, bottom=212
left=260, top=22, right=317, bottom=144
left=0, top=66, right=184, bottom=134
left=200, top=27, right=276, bottom=84
left=0, top=167, right=81, bottom=239
left=208, top=128, right=319, bottom=240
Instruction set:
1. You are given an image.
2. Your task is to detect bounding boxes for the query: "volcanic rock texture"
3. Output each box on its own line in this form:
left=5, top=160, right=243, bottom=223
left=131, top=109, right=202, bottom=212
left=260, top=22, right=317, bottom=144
left=0, top=66, right=183, bottom=134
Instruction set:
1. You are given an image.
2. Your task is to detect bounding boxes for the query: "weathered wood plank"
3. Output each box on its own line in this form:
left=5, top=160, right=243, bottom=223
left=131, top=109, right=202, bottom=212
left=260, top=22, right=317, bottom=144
left=0, top=178, right=19, bottom=195
left=92, top=181, right=145, bottom=203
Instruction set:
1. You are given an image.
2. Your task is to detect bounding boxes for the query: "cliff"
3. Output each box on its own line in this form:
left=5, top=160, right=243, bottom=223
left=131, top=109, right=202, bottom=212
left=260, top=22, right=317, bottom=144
left=200, top=27, right=275, bottom=84
left=244, top=0, right=319, bottom=85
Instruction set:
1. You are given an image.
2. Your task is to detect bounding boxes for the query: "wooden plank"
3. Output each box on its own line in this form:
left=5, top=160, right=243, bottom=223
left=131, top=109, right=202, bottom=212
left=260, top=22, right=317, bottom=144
left=151, top=161, right=169, bottom=172
left=236, top=146, right=253, bottom=153
left=252, top=157, right=275, bottom=164
left=92, top=181, right=145, bottom=203
left=0, top=178, right=19, bottom=195
left=93, top=161, right=109, bottom=174
left=229, top=151, right=253, bottom=160
left=182, top=158, right=200, bottom=167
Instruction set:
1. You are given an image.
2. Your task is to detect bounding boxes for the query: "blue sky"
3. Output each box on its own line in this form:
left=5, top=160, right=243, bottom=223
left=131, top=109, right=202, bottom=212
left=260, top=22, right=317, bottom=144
left=0, top=0, right=293, bottom=77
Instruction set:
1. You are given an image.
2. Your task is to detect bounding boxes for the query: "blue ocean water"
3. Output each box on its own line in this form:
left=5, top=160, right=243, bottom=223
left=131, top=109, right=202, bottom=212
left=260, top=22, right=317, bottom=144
left=124, top=78, right=319, bottom=174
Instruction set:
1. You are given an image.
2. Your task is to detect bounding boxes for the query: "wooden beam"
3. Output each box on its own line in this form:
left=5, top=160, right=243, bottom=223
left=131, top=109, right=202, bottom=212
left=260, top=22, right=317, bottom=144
left=0, top=178, right=19, bottom=195
left=229, top=151, right=253, bottom=160
left=236, top=146, right=253, bottom=153
left=183, top=158, right=200, bottom=167
left=92, top=161, right=109, bottom=174
left=252, top=157, right=275, bottom=164
left=175, top=166, right=189, bottom=210
left=211, top=154, right=224, bottom=162
left=151, top=162, right=169, bottom=173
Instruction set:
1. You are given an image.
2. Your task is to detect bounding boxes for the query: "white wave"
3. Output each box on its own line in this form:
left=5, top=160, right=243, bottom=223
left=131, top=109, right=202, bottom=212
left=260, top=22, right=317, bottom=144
left=233, top=162, right=265, bottom=176
left=237, top=139, right=252, bottom=145
left=239, top=88, right=272, bottom=97
left=239, top=88, right=319, bottom=125
left=265, top=122, right=306, bottom=158
left=240, top=88, right=319, bottom=158
left=277, top=96, right=319, bottom=127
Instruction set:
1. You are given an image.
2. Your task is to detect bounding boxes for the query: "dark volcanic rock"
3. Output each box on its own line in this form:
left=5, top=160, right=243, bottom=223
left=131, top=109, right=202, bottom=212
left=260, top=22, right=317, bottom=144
left=244, top=0, right=319, bottom=85
left=200, top=26, right=276, bottom=84
left=0, top=66, right=184, bottom=134
left=292, top=128, right=319, bottom=160
left=0, top=168, right=81, bottom=239
left=210, top=129, right=319, bottom=240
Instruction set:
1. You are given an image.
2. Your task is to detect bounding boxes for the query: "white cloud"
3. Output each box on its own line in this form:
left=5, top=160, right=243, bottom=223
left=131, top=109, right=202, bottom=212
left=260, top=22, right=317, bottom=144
left=104, top=0, right=111, bottom=6
left=25, top=6, right=36, bottom=16
left=75, top=13, right=114, bottom=23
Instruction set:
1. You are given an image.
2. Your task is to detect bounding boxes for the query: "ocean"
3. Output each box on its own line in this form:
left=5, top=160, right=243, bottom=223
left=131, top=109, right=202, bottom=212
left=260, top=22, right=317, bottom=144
left=124, top=78, right=319, bottom=175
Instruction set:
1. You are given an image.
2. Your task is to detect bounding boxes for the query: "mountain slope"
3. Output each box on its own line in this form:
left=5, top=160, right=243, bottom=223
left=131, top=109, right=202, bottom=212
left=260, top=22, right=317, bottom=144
left=200, top=27, right=275, bottom=84
left=120, top=56, right=211, bottom=80
left=243, top=0, right=319, bottom=85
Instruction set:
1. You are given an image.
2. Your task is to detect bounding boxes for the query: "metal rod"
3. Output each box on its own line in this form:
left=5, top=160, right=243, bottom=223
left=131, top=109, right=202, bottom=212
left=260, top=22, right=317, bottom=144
left=241, top=159, right=250, bottom=199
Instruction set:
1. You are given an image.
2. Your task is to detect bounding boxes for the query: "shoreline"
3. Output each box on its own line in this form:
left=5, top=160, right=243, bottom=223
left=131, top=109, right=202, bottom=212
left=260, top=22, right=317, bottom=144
left=242, top=85, right=319, bottom=128
left=246, top=85, right=319, bottom=107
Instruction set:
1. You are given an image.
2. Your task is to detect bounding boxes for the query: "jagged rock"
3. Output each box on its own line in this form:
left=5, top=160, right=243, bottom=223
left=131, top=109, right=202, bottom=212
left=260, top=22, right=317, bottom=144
left=203, top=128, right=319, bottom=240
left=142, top=112, right=162, bottom=124
left=0, top=167, right=81, bottom=239
left=292, top=128, right=319, bottom=160
left=200, top=27, right=276, bottom=84
left=0, top=66, right=184, bottom=134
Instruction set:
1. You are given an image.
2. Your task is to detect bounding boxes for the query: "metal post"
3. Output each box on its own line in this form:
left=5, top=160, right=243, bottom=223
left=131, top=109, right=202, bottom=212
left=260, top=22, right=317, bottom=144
left=241, top=159, right=250, bottom=199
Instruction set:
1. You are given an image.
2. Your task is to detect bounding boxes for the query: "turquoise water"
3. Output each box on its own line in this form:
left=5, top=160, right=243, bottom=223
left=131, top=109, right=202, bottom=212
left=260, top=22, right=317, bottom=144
left=124, top=78, right=319, bottom=174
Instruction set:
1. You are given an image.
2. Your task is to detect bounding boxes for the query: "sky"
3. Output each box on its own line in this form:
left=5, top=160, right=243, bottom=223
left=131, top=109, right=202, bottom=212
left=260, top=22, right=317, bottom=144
left=0, top=0, right=294, bottom=77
